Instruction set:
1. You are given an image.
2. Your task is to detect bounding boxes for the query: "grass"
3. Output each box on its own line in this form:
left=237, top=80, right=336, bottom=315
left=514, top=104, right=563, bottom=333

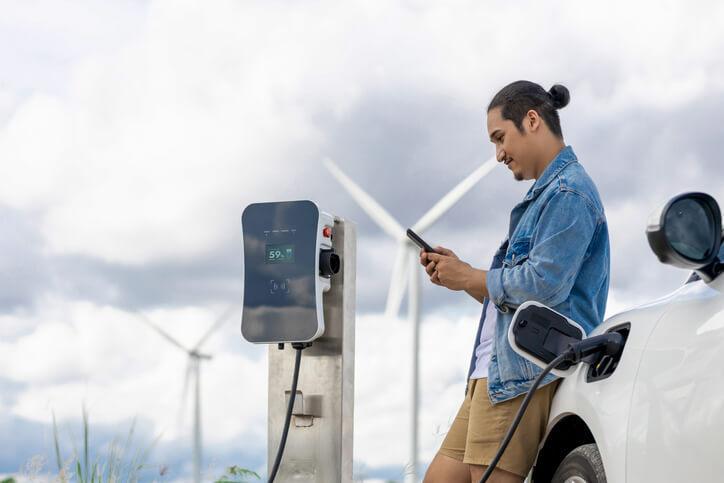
left=4, top=408, right=261, bottom=482
left=212, top=466, right=260, bottom=483
left=50, top=407, right=160, bottom=483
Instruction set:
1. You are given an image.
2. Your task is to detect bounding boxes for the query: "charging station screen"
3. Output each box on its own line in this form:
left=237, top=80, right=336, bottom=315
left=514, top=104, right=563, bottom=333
left=265, top=244, right=295, bottom=264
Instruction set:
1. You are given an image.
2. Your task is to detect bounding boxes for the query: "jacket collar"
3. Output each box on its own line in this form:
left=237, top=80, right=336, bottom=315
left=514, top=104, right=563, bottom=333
left=523, top=145, right=577, bottom=202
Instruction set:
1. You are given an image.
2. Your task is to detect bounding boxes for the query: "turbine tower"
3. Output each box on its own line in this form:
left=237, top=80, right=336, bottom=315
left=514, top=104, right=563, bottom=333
left=325, top=157, right=497, bottom=481
left=136, top=304, right=236, bottom=483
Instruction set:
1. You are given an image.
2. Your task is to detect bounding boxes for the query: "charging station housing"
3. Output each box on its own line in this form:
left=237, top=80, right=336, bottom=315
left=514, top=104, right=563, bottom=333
left=241, top=200, right=355, bottom=482
left=241, top=200, right=339, bottom=343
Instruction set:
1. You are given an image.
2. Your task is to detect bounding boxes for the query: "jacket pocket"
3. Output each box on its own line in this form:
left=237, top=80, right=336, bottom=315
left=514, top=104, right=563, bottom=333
left=503, top=236, right=531, bottom=268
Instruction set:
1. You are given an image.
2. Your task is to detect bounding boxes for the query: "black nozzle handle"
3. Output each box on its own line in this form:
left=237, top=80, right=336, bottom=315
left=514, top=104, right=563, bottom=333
left=565, top=332, right=624, bottom=364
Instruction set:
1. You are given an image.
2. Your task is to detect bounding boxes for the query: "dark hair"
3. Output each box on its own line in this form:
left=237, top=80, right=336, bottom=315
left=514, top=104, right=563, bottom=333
left=487, top=81, right=569, bottom=138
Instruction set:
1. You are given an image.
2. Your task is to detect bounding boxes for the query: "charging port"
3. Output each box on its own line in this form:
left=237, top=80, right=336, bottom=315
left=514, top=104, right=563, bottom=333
left=586, top=323, right=630, bottom=382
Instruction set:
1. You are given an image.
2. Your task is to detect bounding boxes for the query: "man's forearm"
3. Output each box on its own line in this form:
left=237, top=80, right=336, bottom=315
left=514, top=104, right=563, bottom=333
left=464, top=268, right=489, bottom=304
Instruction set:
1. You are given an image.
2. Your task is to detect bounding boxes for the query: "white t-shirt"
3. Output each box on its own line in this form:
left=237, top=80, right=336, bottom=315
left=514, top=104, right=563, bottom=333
left=469, top=298, right=497, bottom=380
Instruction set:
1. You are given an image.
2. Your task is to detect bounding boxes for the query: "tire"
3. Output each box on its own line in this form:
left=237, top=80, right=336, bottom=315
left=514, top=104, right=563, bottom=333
left=551, top=443, right=607, bottom=483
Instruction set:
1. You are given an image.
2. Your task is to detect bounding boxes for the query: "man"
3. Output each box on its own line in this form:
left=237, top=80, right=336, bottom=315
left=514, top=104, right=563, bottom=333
left=421, top=81, right=610, bottom=483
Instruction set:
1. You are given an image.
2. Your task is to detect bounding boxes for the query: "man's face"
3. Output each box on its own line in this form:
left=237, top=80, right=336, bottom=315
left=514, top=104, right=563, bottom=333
left=486, top=106, right=536, bottom=181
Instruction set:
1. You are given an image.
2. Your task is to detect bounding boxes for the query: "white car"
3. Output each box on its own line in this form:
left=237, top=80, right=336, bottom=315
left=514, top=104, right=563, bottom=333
left=515, top=192, right=724, bottom=483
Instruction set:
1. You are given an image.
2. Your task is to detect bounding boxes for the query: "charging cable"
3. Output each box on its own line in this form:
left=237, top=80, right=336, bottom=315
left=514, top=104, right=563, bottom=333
left=479, top=332, right=623, bottom=483
left=268, top=343, right=310, bottom=483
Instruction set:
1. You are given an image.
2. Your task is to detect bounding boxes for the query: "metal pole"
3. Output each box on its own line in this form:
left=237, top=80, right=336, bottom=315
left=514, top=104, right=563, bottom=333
left=193, top=357, right=202, bottom=483
left=407, top=248, right=420, bottom=482
left=266, top=217, right=356, bottom=482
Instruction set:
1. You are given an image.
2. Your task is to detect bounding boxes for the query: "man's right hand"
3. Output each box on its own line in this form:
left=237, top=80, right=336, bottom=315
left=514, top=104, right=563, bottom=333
left=420, top=246, right=457, bottom=285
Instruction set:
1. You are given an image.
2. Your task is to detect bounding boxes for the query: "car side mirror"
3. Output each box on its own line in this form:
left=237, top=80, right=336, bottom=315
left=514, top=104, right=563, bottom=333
left=508, top=301, right=586, bottom=378
left=646, top=192, right=722, bottom=282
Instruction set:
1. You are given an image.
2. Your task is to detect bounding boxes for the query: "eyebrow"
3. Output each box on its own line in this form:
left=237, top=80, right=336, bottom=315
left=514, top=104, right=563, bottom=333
left=489, top=129, right=503, bottom=142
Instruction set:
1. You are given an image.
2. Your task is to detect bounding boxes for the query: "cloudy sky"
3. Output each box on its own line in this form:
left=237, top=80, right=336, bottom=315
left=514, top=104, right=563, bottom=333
left=2, top=0, right=724, bottom=481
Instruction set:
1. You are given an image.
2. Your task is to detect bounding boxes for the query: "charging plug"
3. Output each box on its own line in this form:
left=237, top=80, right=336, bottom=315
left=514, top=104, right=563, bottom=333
left=565, top=332, right=624, bottom=364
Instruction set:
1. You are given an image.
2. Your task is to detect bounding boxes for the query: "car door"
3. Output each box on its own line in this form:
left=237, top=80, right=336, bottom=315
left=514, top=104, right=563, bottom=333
left=626, top=275, right=724, bottom=482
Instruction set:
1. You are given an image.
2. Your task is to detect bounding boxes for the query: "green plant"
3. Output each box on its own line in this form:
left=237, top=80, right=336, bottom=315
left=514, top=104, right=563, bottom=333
left=213, top=465, right=260, bottom=483
left=51, top=407, right=161, bottom=483
left=1, top=477, right=17, bottom=483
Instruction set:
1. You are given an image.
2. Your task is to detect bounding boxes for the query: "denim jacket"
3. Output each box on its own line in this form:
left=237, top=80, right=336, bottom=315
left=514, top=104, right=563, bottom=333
left=467, top=145, right=610, bottom=404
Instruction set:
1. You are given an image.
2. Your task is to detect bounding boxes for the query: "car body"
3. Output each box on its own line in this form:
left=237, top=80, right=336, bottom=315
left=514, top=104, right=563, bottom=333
left=527, top=193, right=724, bottom=483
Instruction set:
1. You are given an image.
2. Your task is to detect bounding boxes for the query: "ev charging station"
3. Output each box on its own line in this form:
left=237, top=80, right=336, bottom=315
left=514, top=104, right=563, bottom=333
left=241, top=200, right=356, bottom=482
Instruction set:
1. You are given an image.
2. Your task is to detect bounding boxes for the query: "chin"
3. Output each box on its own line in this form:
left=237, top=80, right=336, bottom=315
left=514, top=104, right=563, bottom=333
left=513, top=171, right=525, bottom=181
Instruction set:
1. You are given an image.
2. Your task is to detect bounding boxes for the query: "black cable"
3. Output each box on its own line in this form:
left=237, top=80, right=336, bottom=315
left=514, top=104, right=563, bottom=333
left=268, top=346, right=303, bottom=483
left=479, top=350, right=571, bottom=483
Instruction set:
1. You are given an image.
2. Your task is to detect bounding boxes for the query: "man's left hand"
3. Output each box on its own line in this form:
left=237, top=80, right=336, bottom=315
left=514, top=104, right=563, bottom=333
left=425, top=252, right=475, bottom=291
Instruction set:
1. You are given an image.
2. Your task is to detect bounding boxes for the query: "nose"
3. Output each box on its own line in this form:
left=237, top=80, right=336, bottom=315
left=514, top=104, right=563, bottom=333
left=496, top=146, right=506, bottom=163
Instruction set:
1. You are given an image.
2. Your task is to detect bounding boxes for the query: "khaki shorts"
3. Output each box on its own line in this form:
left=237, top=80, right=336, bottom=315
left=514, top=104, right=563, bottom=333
left=438, top=377, right=561, bottom=477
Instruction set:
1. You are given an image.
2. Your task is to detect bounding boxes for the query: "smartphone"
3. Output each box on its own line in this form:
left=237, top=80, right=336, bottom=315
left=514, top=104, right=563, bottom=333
left=406, top=228, right=435, bottom=253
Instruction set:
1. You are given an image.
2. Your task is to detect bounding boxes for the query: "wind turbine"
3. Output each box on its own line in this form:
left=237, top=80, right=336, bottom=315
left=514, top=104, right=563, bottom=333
left=135, top=304, right=237, bottom=483
left=324, top=156, right=497, bottom=481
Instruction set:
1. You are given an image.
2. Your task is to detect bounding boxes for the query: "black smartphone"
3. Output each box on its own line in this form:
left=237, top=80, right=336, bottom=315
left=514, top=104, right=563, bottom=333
left=406, top=228, right=435, bottom=253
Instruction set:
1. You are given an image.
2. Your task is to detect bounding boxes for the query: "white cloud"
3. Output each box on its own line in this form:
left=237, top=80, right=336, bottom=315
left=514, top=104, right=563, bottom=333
left=0, top=0, right=148, bottom=97
left=1, top=299, right=266, bottom=446
left=0, top=86, right=19, bottom=128
left=1, top=0, right=327, bottom=264
left=353, top=313, right=476, bottom=468
left=3, top=0, right=724, bottom=266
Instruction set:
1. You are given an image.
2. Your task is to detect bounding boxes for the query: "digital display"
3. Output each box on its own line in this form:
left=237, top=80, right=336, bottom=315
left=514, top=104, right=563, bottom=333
left=265, top=244, right=295, bottom=264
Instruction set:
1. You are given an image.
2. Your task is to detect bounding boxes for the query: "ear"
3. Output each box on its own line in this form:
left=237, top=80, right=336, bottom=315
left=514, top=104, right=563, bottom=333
left=525, top=109, right=542, bottom=133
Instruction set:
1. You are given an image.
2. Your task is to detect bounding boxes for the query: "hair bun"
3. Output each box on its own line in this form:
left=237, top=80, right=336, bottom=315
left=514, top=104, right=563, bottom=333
left=548, top=84, right=570, bottom=109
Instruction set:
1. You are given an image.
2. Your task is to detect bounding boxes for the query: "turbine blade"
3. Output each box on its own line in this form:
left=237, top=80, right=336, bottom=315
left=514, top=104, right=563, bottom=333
left=135, top=312, right=188, bottom=352
left=385, top=241, right=410, bottom=318
left=324, top=158, right=405, bottom=239
left=411, top=157, right=497, bottom=234
left=192, top=304, right=237, bottom=351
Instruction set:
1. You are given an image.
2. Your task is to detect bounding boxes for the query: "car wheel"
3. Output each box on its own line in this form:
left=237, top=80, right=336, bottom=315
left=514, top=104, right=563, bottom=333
left=551, top=443, right=606, bottom=483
